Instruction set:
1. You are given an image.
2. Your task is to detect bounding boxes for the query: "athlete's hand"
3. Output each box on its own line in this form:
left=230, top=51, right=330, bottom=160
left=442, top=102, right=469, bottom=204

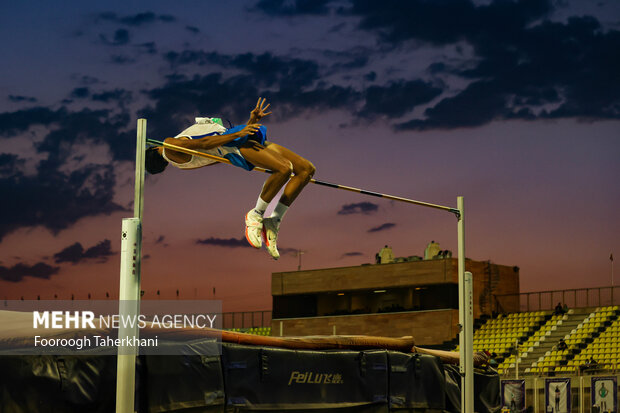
left=250, top=97, right=272, bottom=121
left=240, top=123, right=262, bottom=136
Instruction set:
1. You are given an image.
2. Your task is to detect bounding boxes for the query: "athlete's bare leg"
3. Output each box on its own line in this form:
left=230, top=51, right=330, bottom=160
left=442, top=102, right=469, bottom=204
left=238, top=142, right=293, bottom=203
left=263, top=142, right=315, bottom=206
left=239, top=141, right=315, bottom=205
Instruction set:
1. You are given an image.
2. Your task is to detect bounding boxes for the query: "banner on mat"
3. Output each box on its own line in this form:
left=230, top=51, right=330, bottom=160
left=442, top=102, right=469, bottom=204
left=545, top=378, right=571, bottom=413
left=501, top=379, right=525, bottom=413
left=591, top=376, right=617, bottom=413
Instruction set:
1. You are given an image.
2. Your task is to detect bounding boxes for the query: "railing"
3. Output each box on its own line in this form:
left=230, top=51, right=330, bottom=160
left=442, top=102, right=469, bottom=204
left=493, top=286, right=620, bottom=313
left=500, top=365, right=620, bottom=377
left=217, top=310, right=272, bottom=329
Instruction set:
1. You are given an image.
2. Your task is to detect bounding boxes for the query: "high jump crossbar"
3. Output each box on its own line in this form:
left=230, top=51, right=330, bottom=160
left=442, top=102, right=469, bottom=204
left=146, top=138, right=461, bottom=218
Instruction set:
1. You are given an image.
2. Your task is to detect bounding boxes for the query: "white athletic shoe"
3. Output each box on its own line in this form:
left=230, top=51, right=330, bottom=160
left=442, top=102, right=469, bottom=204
left=262, top=217, right=280, bottom=260
left=244, top=210, right=263, bottom=248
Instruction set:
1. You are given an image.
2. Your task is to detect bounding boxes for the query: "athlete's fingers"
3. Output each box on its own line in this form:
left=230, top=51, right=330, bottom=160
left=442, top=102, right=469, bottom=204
left=261, top=99, right=271, bottom=111
left=243, top=124, right=262, bottom=133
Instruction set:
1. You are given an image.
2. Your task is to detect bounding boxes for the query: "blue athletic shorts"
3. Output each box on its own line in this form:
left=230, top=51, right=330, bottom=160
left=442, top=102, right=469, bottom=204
left=223, top=125, right=267, bottom=147
left=221, top=125, right=267, bottom=171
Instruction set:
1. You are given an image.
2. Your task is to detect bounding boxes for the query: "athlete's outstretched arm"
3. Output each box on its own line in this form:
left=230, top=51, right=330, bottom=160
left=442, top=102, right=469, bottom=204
left=161, top=124, right=262, bottom=163
left=164, top=124, right=262, bottom=151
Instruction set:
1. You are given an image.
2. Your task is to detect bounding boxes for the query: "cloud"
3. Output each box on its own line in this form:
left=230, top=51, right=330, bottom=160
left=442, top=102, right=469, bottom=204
left=0, top=153, right=24, bottom=176
left=398, top=80, right=506, bottom=130
left=195, top=236, right=298, bottom=255
left=364, top=72, right=376, bottom=82
left=252, top=0, right=334, bottom=16
left=83, top=12, right=174, bottom=63
left=53, top=239, right=115, bottom=264
left=53, top=244, right=83, bottom=264
left=323, top=47, right=372, bottom=71
left=163, top=50, right=472, bottom=125
left=110, top=54, right=136, bottom=65
left=346, top=0, right=554, bottom=46
left=368, top=223, right=396, bottom=233
left=0, top=105, right=133, bottom=240
left=0, top=70, right=141, bottom=240
left=162, top=50, right=364, bottom=115
left=82, top=240, right=114, bottom=260
left=345, top=0, right=620, bottom=128
left=75, top=75, right=101, bottom=86
left=185, top=26, right=200, bottom=34
left=91, top=89, right=133, bottom=105
left=97, top=11, right=176, bottom=26
left=196, top=237, right=251, bottom=248
left=360, top=80, right=443, bottom=118
left=164, top=51, right=321, bottom=89
left=151, top=235, right=168, bottom=247
left=0, top=107, right=63, bottom=137
left=0, top=262, right=60, bottom=283
left=138, top=71, right=358, bottom=139
left=269, top=84, right=359, bottom=118
left=8, top=95, right=37, bottom=103
left=136, top=42, right=157, bottom=55
left=0, top=158, right=125, bottom=241
left=337, top=202, right=379, bottom=215
left=99, top=29, right=131, bottom=46
left=138, top=73, right=255, bottom=138
left=342, top=251, right=364, bottom=257
left=252, top=0, right=620, bottom=128
left=70, top=87, right=90, bottom=99
left=15, top=107, right=135, bottom=162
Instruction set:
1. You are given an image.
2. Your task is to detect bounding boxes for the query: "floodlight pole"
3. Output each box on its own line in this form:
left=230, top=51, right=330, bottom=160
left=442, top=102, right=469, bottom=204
left=115, top=119, right=146, bottom=413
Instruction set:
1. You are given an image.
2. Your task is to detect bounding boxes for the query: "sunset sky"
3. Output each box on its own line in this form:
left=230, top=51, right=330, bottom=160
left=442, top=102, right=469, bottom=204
left=1, top=0, right=618, bottom=312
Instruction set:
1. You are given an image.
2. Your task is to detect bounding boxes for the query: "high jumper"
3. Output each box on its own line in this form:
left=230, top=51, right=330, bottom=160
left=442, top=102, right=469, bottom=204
left=144, top=98, right=315, bottom=260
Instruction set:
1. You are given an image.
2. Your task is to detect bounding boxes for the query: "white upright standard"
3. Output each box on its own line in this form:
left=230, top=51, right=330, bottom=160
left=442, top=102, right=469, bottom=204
left=460, top=269, right=474, bottom=413
left=115, top=119, right=146, bottom=413
left=457, top=197, right=473, bottom=413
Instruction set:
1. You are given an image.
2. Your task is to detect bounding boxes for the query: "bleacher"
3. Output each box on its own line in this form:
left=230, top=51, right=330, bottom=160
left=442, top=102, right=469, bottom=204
left=520, top=312, right=570, bottom=374
left=466, top=305, right=620, bottom=375
left=564, top=306, right=619, bottom=372
left=472, top=311, right=545, bottom=358
left=226, top=305, right=619, bottom=374
left=227, top=327, right=272, bottom=336
left=510, top=312, right=567, bottom=374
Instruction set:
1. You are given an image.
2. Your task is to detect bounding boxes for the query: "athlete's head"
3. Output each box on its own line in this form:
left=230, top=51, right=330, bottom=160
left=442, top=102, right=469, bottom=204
left=145, top=147, right=168, bottom=174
